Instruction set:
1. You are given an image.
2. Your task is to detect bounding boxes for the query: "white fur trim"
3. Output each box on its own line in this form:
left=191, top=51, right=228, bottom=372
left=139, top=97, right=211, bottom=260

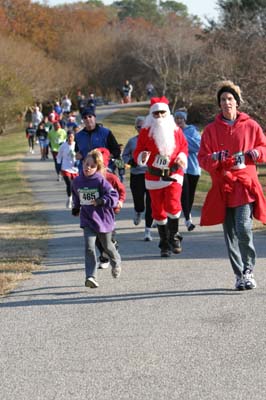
left=145, top=173, right=183, bottom=190
left=155, top=218, right=168, bottom=225
left=137, top=152, right=147, bottom=166
left=150, top=103, right=169, bottom=113
left=167, top=211, right=181, bottom=218
left=176, top=152, right=188, bottom=170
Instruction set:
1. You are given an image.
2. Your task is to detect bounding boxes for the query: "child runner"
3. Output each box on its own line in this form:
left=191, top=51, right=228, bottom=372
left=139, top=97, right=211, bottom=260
left=25, top=122, right=36, bottom=154
left=56, top=130, right=79, bottom=208
left=71, top=152, right=122, bottom=288
left=36, top=122, right=49, bottom=161
left=92, top=148, right=126, bottom=269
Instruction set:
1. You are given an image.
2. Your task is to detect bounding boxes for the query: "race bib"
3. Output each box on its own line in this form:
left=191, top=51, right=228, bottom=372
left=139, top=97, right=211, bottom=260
left=79, top=188, right=99, bottom=205
left=232, top=152, right=246, bottom=170
left=152, top=154, right=170, bottom=169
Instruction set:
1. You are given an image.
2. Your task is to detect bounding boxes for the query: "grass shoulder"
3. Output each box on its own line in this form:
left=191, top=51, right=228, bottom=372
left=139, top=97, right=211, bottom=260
left=0, top=124, right=49, bottom=296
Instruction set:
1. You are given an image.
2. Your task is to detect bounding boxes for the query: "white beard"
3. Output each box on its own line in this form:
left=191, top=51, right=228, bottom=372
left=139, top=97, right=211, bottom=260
left=144, top=113, right=177, bottom=157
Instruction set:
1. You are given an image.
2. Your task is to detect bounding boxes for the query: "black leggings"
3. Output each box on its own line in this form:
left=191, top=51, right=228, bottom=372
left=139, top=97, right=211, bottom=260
left=28, top=136, right=34, bottom=149
left=181, top=173, right=200, bottom=220
left=51, top=151, right=61, bottom=175
left=62, top=174, right=76, bottom=197
left=130, top=173, right=153, bottom=228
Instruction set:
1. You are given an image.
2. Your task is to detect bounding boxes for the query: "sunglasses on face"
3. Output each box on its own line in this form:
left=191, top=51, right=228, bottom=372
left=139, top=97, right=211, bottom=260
left=136, top=125, right=143, bottom=129
left=152, top=110, right=167, bottom=116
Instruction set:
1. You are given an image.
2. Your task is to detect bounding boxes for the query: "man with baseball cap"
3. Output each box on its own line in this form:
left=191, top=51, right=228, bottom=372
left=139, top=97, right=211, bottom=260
left=75, top=107, right=120, bottom=172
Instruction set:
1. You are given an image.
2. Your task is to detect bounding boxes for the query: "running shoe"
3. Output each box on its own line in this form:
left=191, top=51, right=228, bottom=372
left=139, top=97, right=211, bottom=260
left=98, top=256, right=110, bottom=269
left=244, top=269, right=257, bottom=290
left=235, top=276, right=245, bottom=291
left=144, top=228, right=152, bottom=241
left=85, top=277, right=99, bottom=288
left=133, top=212, right=141, bottom=226
left=185, top=219, right=195, bottom=231
left=66, top=196, right=72, bottom=209
left=111, top=265, right=121, bottom=278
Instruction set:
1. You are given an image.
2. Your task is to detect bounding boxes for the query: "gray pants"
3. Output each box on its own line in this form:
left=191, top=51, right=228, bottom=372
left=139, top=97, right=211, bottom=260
left=223, top=203, right=256, bottom=277
left=83, top=227, right=121, bottom=279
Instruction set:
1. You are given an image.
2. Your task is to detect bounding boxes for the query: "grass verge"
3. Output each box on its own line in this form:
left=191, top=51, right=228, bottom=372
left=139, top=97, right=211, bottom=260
left=0, top=126, right=49, bottom=296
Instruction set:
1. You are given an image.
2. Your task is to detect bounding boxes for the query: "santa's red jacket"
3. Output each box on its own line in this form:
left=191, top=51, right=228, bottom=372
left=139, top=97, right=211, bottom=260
left=133, top=127, right=188, bottom=190
left=198, top=112, right=266, bottom=225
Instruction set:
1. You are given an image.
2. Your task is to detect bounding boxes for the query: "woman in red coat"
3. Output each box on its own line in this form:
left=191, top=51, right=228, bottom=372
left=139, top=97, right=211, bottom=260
left=198, top=80, right=266, bottom=290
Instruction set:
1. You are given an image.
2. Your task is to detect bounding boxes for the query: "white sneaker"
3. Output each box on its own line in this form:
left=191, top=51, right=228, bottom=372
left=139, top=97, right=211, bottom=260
left=85, top=277, right=99, bottom=288
left=66, top=196, right=72, bottom=209
left=185, top=219, right=195, bottom=231
left=112, top=265, right=121, bottom=278
left=133, top=212, right=141, bottom=226
left=98, top=256, right=110, bottom=269
left=244, top=269, right=257, bottom=289
left=144, top=228, right=152, bottom=241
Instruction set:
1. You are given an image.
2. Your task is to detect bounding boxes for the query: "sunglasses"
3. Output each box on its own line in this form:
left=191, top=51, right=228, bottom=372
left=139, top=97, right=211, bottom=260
left=136, top=126, right=143, bottom=129
left=152, top=110, right=167, bottom=116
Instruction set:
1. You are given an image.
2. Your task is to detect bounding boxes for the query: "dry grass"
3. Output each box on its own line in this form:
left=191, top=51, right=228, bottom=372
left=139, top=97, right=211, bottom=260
left=0, top=126, right=49, bottom=296
left=0, top=272, right=32, bottom=296
left=0, top=202, right=49, bottom=296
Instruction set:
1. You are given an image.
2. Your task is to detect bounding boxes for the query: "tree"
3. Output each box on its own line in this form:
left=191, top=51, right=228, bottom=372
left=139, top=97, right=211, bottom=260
left=86, top=0, right=104, bottom=6
left=217, top=0, right=266, bottom=35
left=198, top=0, right=266, bottom=125
left=159, top=0, right=188, bottom=17
left=113, top=0, right=159, bottom=21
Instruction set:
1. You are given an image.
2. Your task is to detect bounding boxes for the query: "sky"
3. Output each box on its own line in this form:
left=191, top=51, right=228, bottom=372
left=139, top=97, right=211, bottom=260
left=43, top=0, right=219, bottom=22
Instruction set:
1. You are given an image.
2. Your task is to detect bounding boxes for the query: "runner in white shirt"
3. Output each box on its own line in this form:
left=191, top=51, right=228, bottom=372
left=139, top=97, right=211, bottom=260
left=56, top=131, right=79, bottom=208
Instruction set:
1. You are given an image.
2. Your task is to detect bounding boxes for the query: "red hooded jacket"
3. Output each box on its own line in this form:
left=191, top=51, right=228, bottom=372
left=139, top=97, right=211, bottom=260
left=198, top=112, right=266, bottom=225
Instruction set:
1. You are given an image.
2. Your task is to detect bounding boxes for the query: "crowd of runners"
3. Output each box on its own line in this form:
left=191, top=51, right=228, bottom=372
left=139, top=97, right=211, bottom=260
left=25, top=81, right=266, bottom=292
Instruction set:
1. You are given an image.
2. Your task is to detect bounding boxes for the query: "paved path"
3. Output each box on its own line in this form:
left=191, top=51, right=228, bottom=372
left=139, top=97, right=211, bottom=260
left=1, top=105, right=266, bottom=399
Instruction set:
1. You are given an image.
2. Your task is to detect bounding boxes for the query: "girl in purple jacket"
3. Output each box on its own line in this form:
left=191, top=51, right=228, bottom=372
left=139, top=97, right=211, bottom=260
left=72, top=153, right=121, bottom=288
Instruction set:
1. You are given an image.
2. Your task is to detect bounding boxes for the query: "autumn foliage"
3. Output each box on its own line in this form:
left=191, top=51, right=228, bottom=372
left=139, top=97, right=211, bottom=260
left=0, top=0, right=266, bottom=130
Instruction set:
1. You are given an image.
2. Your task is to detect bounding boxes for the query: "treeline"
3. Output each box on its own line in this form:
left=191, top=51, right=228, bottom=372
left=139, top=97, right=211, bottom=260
left=1, top=0, right=266, bottom=130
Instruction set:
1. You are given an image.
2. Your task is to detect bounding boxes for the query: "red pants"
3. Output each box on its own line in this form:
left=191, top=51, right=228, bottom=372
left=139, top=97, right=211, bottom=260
left=148, top=182, right=182, bottom=221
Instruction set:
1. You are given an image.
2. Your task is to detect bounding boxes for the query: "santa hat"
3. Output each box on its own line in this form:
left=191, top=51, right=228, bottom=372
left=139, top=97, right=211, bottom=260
left=48, top=112, right=59, bottom=123
left=95, top=147, right=110, bottom=167
left=150, top=96, right=170, bottom=114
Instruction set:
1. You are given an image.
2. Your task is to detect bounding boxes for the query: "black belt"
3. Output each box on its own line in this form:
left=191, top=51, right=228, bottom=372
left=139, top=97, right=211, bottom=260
left=148, top=166, right=179, bottom=181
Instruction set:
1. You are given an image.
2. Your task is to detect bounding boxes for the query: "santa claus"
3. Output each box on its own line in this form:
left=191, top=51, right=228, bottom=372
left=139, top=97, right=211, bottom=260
left=134, top=96, right=188, bottom=257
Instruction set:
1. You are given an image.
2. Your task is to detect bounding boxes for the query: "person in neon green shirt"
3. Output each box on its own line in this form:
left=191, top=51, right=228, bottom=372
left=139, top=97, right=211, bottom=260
left=48, top=121, right=67, bottom=180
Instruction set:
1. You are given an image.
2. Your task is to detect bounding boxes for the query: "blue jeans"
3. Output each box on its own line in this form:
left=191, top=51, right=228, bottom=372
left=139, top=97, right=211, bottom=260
left=223, top=203, right=256, bottom=277
left=83, top=227, right=121, bottom=279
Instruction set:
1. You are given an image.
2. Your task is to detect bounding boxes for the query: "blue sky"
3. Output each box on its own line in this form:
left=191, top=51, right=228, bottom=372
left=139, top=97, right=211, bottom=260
left=42, top=0, right=219, bottom=21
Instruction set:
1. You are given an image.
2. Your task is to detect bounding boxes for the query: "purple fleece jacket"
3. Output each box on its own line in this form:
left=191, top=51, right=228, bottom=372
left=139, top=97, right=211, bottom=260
left=72, top=172, right=119, bottom=232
